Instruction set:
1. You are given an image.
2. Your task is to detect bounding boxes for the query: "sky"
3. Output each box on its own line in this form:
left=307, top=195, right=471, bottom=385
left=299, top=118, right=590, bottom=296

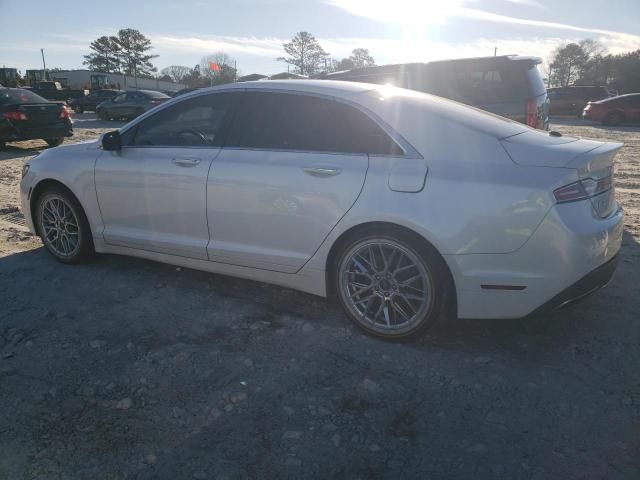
left=1, top=0, right=639, bottom=78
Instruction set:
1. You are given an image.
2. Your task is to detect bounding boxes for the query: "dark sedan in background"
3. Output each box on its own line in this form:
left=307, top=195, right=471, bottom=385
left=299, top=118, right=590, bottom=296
left=68, top=89, right=121, bottom=113
left=96, top=90, right=170, bottom=121
left=583, top=93, right=640, bottom=125
left=0, top=87, right=72, bottom=149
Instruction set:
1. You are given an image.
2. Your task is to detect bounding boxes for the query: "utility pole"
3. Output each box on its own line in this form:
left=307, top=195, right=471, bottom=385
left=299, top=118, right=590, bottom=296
left=40, top=48, right=47, bottom=81
left=494, top=47, right=497, bottom=57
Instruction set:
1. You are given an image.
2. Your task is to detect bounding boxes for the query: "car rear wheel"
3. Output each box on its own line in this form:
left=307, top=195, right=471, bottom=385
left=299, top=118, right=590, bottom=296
left=35, top=187, right=94, bottom=264
left=45, top=138, right=64, bottom=147
left=334, top=229, right=450, bottom=339
left=73, top=105, right=84, bottom=114
left=97, top=109, right=108, bottom=120
left=603, top=111, right=624, bottom=126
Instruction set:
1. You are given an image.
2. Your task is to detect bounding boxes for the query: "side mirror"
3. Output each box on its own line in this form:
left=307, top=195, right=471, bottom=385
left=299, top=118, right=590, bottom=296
left=102, top=130, right=121, bottom=151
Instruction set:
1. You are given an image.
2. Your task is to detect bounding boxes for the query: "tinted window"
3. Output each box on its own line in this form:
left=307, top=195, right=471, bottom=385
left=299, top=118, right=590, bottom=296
left=227, top=92, right=403, bottom=155
left=0, top=88, right=48, bottom=105
left=112, top=93, right=127, bottom=104
left=130, top=93, right=235, bottom=147
left=143, top=90, right=170, bottom=99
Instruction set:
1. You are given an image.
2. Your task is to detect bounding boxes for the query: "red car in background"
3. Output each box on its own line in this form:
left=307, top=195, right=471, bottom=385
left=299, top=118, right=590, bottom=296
left=583, top=93, right=640, bottom=125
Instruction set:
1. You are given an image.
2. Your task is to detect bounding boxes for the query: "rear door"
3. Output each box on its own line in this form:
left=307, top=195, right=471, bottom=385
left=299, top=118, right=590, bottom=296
left=206, top=91, right=396, bottom=273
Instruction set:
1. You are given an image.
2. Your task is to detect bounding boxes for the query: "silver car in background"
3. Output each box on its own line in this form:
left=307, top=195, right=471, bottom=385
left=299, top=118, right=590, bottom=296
left=20, top=80, right=623, bottom=339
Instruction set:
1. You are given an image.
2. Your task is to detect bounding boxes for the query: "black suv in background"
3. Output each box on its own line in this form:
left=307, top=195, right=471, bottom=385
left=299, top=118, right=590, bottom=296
left=323, top=55, right=550, bottom=130
left=547, top=85, right=615, bottom=116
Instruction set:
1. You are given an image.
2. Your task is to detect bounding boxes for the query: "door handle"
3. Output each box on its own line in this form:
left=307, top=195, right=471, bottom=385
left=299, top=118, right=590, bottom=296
left=172, top=157, right=201, bottom=167
left=303, top=167, right=341, bottom=177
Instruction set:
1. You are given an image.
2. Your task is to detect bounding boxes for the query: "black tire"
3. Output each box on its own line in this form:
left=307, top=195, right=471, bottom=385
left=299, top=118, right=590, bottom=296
left=73, top=105, right=84, bottom=114
left=603, top=111, right=624, bottom=126
left=0, top=141, right=6, bottom=150
left=35, top=186, right=95, bottom=264
left=45, top=138, right=64, bottom=147
left=97, top=109, right=107, bottom=120
left=332, top=226, right=451, bottom=339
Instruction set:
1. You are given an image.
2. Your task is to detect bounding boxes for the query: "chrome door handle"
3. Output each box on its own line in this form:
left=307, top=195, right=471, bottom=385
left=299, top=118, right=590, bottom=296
left=172, top=157, right=201, bottom=167
left=303, top=167, right=341, bottom=177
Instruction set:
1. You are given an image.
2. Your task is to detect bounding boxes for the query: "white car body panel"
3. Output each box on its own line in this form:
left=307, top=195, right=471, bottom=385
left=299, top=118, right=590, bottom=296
left=206, top=148, right=368, bottom=273
left=95, top=147, right=218, bottom=260
left=20, top=80, right=624, bottom=319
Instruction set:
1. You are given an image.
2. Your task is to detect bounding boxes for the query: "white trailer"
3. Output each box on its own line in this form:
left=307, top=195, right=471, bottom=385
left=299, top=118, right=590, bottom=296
left=51, top=69, right=186, bottom=93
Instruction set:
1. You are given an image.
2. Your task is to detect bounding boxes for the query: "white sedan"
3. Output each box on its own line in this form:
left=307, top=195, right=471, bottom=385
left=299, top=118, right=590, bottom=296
left=20, top=81, right=623, bottom=339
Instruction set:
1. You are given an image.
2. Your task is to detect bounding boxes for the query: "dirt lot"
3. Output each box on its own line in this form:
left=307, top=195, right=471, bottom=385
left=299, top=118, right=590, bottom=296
left=0, top=115, right=639, bottom=479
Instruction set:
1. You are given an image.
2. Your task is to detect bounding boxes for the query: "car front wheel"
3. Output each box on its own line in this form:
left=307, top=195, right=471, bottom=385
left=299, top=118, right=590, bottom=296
left=334, top=229, right=450, bottom=339
left=35, top=187, right=94, bottom=264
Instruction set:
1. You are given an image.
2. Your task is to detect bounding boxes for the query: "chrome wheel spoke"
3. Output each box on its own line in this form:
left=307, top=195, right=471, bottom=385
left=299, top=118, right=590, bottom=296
left=341, top=240, right=432, bottom=332
left=40, top=196, right=80, bottom=258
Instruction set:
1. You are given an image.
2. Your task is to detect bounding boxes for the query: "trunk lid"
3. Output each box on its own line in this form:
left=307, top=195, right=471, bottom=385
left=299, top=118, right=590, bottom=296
left=502, top=130, right=622, bottom=218
left=20, top=103, right=64, bottom=126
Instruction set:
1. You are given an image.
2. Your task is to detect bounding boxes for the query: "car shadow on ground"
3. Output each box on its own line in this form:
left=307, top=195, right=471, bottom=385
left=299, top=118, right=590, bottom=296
left=3, top=227, right=638, bottom=359
left=0, top=143, right=50, bottom=161
left=71, top=112, right=126, bottom=130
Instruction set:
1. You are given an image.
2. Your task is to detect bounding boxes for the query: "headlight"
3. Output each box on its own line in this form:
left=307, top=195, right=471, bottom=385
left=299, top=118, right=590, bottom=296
left=21, top=163, right=30, bottom=179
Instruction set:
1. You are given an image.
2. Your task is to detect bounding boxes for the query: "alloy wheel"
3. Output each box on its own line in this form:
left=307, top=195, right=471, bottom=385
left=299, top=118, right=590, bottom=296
left=39, top=195, right=81, bottom=258
left=339, top=240, right=433, bottom=334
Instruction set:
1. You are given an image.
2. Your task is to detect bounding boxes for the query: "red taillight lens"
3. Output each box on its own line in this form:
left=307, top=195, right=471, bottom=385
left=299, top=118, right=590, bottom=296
left=3, top=111, right=28, bottom=121
left=59, top=105, right=71, bottom=119
left=525, top=99, right=537, bottom=128
left=554, top=176, right=613, bottom=203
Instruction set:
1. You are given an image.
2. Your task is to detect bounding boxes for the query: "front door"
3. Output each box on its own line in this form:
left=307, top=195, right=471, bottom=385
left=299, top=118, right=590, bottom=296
left=95, top=92, right=237, bottom=260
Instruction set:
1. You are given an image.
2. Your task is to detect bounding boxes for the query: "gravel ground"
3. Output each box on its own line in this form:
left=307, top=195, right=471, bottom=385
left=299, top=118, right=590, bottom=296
left=0, top=115, right=639, bottom=479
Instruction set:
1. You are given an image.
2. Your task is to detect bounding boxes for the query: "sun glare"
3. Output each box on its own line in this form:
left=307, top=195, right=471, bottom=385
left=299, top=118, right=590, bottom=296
left=327, top=0, right=467, bottom=27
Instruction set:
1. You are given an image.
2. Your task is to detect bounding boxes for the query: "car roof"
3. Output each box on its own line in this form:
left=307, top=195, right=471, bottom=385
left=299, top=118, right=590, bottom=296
left=189, top=79, right=381, bottom=98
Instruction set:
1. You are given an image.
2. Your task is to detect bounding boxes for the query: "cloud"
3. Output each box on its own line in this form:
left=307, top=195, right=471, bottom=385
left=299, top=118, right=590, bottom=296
left=326, top=0, right=640, bottom=49
left=503, top=0, right=544, bottom=8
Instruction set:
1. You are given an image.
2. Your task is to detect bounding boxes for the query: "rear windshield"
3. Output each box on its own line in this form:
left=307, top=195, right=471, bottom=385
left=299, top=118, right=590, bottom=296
left=0, top=88, right=48, bottom=105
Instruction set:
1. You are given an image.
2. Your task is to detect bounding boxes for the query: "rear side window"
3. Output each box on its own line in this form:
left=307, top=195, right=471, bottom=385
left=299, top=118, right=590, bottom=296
left=428, top=62, right=539, bottom=104
left=0, top=88, right=48, bottom=105
left=226, top=92, right=403, bottom=155
left=130, top=93, right=236, bottom=147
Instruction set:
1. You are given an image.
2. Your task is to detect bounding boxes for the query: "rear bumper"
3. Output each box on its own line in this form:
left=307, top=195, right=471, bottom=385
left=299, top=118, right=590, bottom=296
left=0, top=121, right=73, bottom=142
left=445, top=201, right=624, bottom=319
left=528, top=255, right=618, bottom=316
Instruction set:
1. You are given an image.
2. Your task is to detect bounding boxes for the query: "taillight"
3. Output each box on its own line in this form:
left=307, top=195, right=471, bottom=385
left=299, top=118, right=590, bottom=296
left=59, top=105, right=71, bottom=119
left=525, top=99, right=537, bottom=128
left=3, top=111, right=28, bottom=121
left=554, top=176, right=612, bottom=203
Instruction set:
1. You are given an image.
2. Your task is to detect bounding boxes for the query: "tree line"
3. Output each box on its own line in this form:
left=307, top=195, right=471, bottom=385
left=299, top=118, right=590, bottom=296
left=548, top=39, right=640, bottom=93
left=81, top=29, right=375, bottom=88
left=18, top=27, right=639, bottom=94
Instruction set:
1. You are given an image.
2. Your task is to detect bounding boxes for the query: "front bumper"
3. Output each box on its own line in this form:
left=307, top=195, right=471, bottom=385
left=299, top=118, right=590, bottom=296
left=445, top=200, right=624, bottom=319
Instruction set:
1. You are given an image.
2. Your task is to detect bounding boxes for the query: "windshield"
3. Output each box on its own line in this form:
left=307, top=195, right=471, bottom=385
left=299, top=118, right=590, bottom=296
left=0, top=88, right=48, bottom=105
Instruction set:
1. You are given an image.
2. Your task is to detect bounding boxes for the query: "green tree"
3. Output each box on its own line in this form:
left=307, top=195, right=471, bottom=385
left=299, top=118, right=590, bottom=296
left=549, top=43, right=588, bottom=87
left=610, top=50, right=640, bottom=93
left=278, top=32, right=329, bottom=76
left=83, top=35, right=121, bottom=73
left=114, top=28, right=158, bottom=78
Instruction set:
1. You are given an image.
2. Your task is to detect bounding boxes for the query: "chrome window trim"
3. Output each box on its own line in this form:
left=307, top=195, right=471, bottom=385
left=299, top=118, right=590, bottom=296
left=119, top=86, right=422, bottom=159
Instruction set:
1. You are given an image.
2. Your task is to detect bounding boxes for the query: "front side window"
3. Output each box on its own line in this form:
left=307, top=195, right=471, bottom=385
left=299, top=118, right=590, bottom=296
left=128, top=92, right=236, bottom=147
left=226, top=92, right=403, bottom=155
left=112, top=93, right=126, bottom=104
